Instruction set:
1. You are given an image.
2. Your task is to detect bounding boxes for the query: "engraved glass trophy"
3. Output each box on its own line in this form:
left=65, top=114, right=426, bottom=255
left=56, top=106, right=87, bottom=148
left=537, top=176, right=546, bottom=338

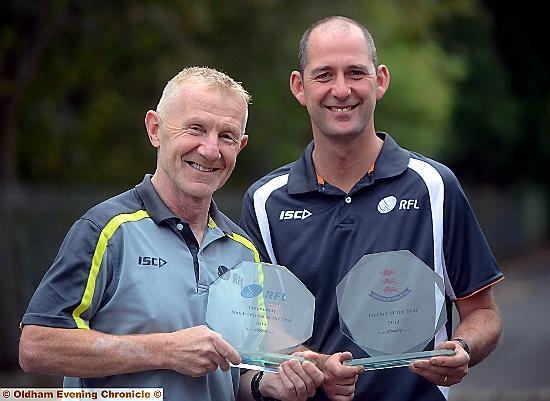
left=206, top=261, right=315, bottom=372
left=336, top=250, right=454, bottom=370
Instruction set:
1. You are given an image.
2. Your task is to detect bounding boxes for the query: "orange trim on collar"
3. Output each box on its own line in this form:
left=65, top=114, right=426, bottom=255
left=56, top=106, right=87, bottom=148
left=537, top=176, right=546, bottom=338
left=316, top=163, right=375, bottom=185
left=367, top=162, right=375, bottom=174
left=316, top=173, right=325, bottom=185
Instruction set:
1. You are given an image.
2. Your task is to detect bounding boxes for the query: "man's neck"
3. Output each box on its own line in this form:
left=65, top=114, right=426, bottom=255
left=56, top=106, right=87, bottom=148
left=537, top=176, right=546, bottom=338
left=151, top=175, right=210, bottom=245
left=312, top=132, right=383, bottom=194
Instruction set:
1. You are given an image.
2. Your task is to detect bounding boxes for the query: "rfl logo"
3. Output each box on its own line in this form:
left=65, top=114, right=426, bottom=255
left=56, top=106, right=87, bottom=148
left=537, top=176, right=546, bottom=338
left=377, top=196, right=397, bottom=214
left=241, top=284, right=263, bottom=298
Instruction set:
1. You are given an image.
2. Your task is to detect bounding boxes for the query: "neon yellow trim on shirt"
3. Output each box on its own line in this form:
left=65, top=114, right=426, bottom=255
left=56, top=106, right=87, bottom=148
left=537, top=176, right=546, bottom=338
left=255, top=262, right=268, bottom=345
left=212, top=224, right=266, bottom=349
left=226, top=232, right=261, bottom=263
left=224, top=231, right=266, bottom=347
left=72, top=210, right=150, bottom=329
left=224, top=233, right=265, bottom=349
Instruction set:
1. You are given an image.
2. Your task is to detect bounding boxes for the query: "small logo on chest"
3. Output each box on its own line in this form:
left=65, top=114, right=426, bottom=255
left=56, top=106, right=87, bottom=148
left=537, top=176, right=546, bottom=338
left=279, top=209, right=312, bottom=220
left=137, top=256, right=167, bottom=268
left=377, top=196, right=420, bottom=214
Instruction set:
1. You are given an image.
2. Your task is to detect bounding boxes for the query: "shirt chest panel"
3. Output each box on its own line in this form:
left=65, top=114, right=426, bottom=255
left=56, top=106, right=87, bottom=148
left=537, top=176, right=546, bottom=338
left=268, top=179, right=437, bottom=296
left=92, top=220, right=250, bottom=333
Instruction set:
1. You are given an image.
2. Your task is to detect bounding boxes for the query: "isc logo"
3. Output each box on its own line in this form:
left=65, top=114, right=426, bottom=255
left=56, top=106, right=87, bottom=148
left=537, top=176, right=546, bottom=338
left=138, top=256, right=167, bottom=268
left=279, top=209, right=312, bottom=220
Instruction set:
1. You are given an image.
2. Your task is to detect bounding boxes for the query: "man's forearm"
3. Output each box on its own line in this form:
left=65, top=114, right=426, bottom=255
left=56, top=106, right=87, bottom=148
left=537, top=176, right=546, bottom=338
left=454, top=290, right=503, bottom=366
left=19, top=325, right=168, bottom=377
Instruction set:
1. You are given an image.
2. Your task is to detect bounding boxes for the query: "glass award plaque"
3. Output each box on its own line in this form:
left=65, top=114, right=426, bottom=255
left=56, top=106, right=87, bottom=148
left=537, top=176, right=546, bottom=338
left=336, top=250, right=452, bottom=370
left=206, top=261, right=315, bottom=372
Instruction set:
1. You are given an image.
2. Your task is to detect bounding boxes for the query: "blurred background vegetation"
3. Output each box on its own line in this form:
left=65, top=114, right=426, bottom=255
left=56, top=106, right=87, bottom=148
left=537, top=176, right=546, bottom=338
left=2, top=0, right=548, bottom=191
left=1, top=0, right=549, bottom=393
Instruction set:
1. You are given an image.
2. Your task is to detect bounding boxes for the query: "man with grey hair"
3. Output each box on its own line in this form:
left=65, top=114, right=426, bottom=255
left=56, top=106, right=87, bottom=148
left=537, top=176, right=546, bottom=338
left=19, top=66, right=323, bottom=401
left=241, top=16, right=503, bottom=401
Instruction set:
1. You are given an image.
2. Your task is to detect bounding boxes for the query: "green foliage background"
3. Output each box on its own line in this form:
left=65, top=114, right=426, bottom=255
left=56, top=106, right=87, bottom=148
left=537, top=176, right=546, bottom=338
left=2, top=0, right=548, bottom=192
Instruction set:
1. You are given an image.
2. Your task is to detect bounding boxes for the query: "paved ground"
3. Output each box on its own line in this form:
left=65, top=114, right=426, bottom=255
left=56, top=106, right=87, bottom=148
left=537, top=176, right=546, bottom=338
left=450, top=245, right=550, bottom=401
left=2, top=245, right=549, bottom=400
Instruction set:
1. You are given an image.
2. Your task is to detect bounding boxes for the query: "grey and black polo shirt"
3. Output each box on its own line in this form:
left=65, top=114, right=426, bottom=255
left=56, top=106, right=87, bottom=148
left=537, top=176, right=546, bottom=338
left=240, top=133, right=503, bottom=401
left=22, top=175, right=259, bottom=401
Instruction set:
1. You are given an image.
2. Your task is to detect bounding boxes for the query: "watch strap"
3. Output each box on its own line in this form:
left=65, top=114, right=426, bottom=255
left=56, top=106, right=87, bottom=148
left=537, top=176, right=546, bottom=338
left=452, top=337, right=471, bottom=358
left=251, top=371, right=277, bottom=401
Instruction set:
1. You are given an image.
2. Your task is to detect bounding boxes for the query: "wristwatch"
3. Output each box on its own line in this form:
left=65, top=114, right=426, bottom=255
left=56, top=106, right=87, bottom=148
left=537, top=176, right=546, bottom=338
left=251, top=371, right=277, bottom=401
left=452, top=337, right=471, bottom=358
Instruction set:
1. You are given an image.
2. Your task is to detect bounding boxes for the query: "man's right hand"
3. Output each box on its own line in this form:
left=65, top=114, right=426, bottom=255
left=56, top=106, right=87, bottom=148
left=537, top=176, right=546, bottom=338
left=165, top=325, right=240, bottom=377
left=321, top=352, right=364, bottom=401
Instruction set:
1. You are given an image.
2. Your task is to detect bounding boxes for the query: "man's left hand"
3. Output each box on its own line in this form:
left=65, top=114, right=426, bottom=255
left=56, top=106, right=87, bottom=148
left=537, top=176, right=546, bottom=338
left=261, top=356, right=324, bottom=401
left=408, top=341, right=470, bottom=386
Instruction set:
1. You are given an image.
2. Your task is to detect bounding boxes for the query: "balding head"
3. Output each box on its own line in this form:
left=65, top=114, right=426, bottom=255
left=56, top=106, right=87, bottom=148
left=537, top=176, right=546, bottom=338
left=297, top=16, right=378, bottom=74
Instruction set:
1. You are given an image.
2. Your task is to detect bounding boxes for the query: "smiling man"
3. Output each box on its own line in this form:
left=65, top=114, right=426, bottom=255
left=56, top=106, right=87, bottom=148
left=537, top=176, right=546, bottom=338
left=240, top=17, right=503, bottom=401
left=19, top=67, right=323, bottom=401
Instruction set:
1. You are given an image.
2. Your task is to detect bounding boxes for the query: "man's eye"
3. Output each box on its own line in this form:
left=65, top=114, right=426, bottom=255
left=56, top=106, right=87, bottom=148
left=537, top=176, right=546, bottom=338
left=188, top=125, right=204, bottom=134
left=315, top=72, right=332, bottom=81
left=348, top=70, right=366, bottom=78
left=220, top=133, right=238, bottom=144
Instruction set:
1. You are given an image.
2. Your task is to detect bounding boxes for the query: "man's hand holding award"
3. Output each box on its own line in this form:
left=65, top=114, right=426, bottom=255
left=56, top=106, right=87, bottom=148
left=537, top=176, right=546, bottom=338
left=336, top=250, right=455, bottom=370
left=206, top=261, right=315, bottom=372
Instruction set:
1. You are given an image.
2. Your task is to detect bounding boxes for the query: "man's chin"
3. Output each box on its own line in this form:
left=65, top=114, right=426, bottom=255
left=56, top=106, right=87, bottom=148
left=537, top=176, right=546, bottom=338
left=321, top=127, right=364, bottom=140
left=180, top=183, right=218, bottom=202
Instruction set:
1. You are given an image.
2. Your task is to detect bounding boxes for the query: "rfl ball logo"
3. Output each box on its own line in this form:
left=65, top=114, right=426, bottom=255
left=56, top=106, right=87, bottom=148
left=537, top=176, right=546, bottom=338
left=241, top=284, right=263, bottom=298
left=377, top=196, right=397, bottom=214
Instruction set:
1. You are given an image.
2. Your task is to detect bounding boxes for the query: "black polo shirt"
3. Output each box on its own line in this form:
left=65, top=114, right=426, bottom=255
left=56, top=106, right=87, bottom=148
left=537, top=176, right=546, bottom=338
left=240, top=133, right=503, bottom=401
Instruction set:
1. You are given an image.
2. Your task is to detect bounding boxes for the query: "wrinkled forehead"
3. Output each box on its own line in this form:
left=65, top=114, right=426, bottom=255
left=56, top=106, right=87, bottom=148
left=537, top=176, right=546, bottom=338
left=169, top=81, right=248, bottom=131
left=167, top=80, right=247, bottom=115
left=305, top=23, right=373, bottom=70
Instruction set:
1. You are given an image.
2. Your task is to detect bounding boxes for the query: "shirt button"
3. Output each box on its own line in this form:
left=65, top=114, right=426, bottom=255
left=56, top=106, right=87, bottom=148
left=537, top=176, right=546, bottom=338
left=176, top=223, right=184, bottom=230
left=344, top=196, right=352, bottom=204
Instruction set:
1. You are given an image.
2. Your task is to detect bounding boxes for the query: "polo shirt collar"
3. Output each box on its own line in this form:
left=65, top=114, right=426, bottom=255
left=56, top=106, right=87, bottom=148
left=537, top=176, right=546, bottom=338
left=135, top=175, right=176, bottom=224
left=287, top=141, right=318, bottom=194
left=287, top=132, right=410, bottom=195
left=208, top=199, right=234, bottom=234
left=373, top=132, right=410, bottom=179
left=135, top=175, right=234, bottom=234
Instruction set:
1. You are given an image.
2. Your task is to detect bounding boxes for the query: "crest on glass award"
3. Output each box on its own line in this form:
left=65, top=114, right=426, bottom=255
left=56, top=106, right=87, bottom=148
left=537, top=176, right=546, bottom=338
left=207, top=261, right=315, bottom=372
left=336, top=250, right=454, bottom=370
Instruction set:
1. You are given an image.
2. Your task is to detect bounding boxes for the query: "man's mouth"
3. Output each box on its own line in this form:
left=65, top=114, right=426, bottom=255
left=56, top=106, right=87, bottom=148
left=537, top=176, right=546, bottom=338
left=326, top=105, right=358, bottom=112
left=187, top=161, right=217, bottom=172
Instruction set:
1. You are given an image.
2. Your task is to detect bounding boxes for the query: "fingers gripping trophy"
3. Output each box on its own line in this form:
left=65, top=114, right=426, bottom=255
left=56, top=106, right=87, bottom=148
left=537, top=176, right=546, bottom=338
left=206, top=261, right=315, bottom=372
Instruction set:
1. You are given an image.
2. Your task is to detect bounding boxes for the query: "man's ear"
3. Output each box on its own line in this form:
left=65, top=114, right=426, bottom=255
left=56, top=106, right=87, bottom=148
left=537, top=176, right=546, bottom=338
left=290, top=71, right=307, bottom=106
left=376, top=64, right=390, bottom=101
left=145, top=110, right=161, bottom=148
left=238, top=134, right=248, bottom=153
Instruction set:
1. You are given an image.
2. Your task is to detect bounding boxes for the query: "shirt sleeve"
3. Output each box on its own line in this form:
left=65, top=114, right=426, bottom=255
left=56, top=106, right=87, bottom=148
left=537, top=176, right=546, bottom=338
left=442, top=172, right=504, bottom=300
left=21, top=217, right=112, bottom=329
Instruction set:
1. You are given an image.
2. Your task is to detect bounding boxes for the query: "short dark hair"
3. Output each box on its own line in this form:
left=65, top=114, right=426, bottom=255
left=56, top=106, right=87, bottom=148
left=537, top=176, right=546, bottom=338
left=297, top=16, right=378, bottom=74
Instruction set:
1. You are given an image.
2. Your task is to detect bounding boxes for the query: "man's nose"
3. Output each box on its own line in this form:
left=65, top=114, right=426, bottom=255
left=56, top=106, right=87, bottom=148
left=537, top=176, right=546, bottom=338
left=198, top=134, right=221, bottom=161
left=331, top=75, right=351, bottom=99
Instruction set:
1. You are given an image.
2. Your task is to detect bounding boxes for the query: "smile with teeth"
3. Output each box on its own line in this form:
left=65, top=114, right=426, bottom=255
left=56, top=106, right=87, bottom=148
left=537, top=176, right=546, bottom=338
left=188, top=161, right=217, bottom=172
left=327, top=105, right=357, bottom=112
